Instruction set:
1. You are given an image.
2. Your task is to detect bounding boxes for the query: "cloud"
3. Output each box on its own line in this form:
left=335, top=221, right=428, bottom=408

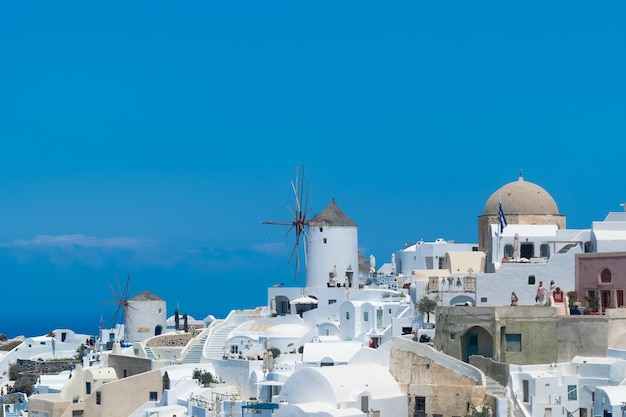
left=0, top=234, right=289, bottom=274
left=0, top=234, right=155, bottom=250
left=0, top=234, right=164, bottom=269
left=250, top=241, right=289, bottom=256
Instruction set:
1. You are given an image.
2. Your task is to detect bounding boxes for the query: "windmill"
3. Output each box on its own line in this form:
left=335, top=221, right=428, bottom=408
left=101, top=272, right=136, bottom=342
left=262, top=165, right=311, bottom=280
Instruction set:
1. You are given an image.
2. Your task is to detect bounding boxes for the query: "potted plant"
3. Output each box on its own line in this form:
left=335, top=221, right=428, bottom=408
left=567, top=291, right=578, bottom=314
left=584, top=295, right=600, bottom=314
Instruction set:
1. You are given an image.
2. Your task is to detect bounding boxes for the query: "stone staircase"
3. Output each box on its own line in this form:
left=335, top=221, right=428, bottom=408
left=203, top=315, right=250, bottom=359
left=144, top=346, right=157, bottom=360
left=554, top=302, right=569, bottom=316
left=485, top=375, right=506, bottom=398
left=181, top=333, right=209, bottom=364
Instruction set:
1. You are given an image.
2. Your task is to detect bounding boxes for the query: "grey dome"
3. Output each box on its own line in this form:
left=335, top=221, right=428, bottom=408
left=483, top=175, right=559, bottom=216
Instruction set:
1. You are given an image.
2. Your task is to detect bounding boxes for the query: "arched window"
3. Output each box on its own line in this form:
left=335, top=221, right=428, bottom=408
left=600, top=268, right=612, bottom=284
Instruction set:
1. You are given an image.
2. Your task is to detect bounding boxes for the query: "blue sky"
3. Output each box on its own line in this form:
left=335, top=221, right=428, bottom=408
left=1, top=2, right=625, bottom=338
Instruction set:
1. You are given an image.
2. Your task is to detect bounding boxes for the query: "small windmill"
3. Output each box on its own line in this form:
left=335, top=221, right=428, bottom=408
left=262, top=165, right=311, bottom=281
left=101, top=273, right=136, bottom=342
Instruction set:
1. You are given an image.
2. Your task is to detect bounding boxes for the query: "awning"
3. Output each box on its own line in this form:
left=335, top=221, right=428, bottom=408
left=289, top=295, right=318, bottom=304
left=255, top=380, right=285, bottom=386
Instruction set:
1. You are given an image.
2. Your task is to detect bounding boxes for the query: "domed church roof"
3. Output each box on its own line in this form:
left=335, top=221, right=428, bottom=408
left=483, top=173, right=559, bottom=216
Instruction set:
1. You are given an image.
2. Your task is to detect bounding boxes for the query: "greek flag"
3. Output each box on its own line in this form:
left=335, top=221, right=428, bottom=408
left=498, top=200, right=508, bottom=234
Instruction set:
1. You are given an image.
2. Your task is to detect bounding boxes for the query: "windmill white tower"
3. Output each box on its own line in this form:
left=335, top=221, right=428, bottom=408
left=306, top=198, right=359, bottom=290
left=125, top=290, right=167, bottom=343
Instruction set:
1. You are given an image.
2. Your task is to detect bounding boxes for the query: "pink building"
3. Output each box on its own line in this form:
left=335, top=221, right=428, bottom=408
left=575, top=252, right=626, bottom=313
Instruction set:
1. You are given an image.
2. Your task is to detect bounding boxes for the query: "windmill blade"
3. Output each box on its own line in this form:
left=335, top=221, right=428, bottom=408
left=260, top=164, right=311, bottom=281
left=109, top=281, right=122, bottom=301
left=115, top=274, right=122, bottom=298
left=298, top=165, right=306, bottom=214
left=302, top=228, right=310, bottom=269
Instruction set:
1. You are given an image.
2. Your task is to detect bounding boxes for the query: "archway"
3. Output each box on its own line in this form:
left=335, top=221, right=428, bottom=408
left=460, top=326, right=493, bottom=362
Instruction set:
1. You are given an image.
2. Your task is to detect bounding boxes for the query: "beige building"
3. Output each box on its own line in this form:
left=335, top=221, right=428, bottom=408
left=390, top=337, right=492, bottom=417
left=29, top=355, right=165, bottom=417
left=434, top=305, right=626, bottom=366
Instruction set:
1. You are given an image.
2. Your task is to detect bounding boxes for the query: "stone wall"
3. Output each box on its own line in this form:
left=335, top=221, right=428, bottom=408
left=17, top=359, right=73, bottom=384
left=390, top=337, right=488, bottom=417
left=145, top=331, right=197, bottom=348
left=469, top=355, right=509, bottom=387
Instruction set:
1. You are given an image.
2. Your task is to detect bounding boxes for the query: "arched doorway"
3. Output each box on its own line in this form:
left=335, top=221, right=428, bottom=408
left=460, top=326, right=493, bottom=362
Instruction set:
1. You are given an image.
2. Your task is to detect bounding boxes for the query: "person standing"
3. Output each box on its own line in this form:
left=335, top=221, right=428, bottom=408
left=535, top=281, right=546, bottom=304
left=549, top=280, right=556, bottom=291
left=511, top=292, right=519, bottom=306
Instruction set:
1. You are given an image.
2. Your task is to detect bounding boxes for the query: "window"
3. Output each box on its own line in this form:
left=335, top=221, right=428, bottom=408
left=415, top=396, right=426, bottom=414
left=346, top=311, right=350, bottom=320
left=72, top=411, right=84, bottom=417
left=230, top=345, right=239, bottom=354
left=361, top=396, right=369, bottom=413
left=328, top=299, right=336, bottom=305
left=540, top=244, right=549, bottom=258
left=451, top=333, right=456, bottom=339
left=44, top=412, right=49, bottom=417
left=528, top=275, right=536, bottom=285
left=323, top=238, right=327, bottom=244
left=319, top=227, right=323, bottom=233
left=588, top=290, right=596, bottom=302
left=149, top=391, right=158, bottom=401
left=96, top=392, right=101, bottom=405
left=618, top=290, right=624, bottom=307
left=505, top=334, right=522, bottom=352
left=123, top=369, right=127, bottom=378
left=600, top=268, right=612, bottom=283
left=363, top=312, right=369, bottom=322
left=481, top=297, right=487, bottom=302
left=504, top=244, right=514, bottom=258
left=31, top=412, right=40, bottom=417
left=523, top=380, right=529, bottom=402
left=85, top=382, right=91, bottom=395
left=567, top=385, right=577, bottom=400
left=520, top=243, right=534, bottom=259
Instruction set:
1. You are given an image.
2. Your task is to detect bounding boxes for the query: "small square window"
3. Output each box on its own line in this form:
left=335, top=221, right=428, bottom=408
left=149, top=391, right=158, bottom=401
left=505, top=334, right=522, bottom=351
left=481, top=297, right=487, bottom=303
left=451, top=333, right=456, bottom=339
left=567, top=385, right=577, bottom=400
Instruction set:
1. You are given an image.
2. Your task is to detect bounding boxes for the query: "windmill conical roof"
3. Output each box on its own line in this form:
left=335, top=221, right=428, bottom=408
left=130, top=290, right=163, bottom=302
left=309, top=198, right=357, bottom=227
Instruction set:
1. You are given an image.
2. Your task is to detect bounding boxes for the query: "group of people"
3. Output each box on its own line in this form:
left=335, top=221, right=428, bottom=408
left=510, top=280, right=559, bottom=306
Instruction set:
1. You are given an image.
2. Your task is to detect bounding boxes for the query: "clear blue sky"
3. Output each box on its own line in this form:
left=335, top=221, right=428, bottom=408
left=1, top=1, right=625, bottom=338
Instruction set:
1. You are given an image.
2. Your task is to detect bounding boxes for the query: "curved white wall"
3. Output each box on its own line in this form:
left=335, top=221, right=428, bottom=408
left=306, top=225, right=358, bottom=289
left=126, top=299, right=167, bottom=342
